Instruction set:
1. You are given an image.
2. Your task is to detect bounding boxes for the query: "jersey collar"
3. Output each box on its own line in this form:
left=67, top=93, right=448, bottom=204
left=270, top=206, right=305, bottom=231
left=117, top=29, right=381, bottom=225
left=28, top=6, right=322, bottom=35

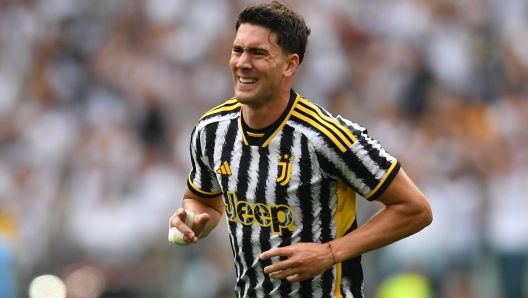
left=240, top=89, right=300, bottom=147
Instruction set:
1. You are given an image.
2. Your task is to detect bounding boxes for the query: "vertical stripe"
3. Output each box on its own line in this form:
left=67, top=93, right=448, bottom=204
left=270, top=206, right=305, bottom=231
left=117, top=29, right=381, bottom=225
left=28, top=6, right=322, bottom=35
left=247, top=146, right=264, bottom=298
left=188, top=127, right=201, bottom=186
left=333, top=181, right=354, bottom=298
left=236, top=142, right=255, bottom=297
left=273, top=127, right=294, bottom=296
left=255, top=145, right=274, bottom=296
left=297, top=134, right=316, bottom=298
left=199, top=122, right=219, bottom=191
left=219, top=119, right=241, bottom=296
left=341, top=220, right=364, bottom=297
left=319, top=180, right=335, bottom=298
left=262, top=131, right=283, bottom=297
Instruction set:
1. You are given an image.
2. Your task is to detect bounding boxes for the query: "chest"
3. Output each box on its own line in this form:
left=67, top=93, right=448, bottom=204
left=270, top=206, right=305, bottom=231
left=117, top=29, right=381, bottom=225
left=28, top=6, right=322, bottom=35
left=209, top=130, right=321, bottom=197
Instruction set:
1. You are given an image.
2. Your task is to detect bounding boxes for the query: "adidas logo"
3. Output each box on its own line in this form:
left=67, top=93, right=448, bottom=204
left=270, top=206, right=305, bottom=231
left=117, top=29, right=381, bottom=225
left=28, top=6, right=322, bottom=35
left=216, top=161, right=232, bottom=175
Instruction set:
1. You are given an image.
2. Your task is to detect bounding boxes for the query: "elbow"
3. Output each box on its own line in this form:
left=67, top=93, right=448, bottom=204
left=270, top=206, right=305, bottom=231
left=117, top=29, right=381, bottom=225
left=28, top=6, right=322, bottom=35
left=424, top=204, right=433, bottom=227
left=402, top=196, right=433, bottom=235
left=416, top=199, right=433, bottom=232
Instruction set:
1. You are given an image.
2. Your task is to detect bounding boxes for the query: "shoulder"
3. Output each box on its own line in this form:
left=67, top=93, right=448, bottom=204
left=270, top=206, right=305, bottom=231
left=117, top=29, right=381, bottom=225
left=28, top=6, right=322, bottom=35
left=194, top=97, right=242, bottom=131
left=290, top=96, right=361, bottom=153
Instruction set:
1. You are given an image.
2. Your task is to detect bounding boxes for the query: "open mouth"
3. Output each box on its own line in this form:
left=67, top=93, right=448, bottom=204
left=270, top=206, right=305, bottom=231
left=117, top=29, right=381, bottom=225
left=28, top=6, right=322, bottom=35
left=239, top=77, right=258, bottom=84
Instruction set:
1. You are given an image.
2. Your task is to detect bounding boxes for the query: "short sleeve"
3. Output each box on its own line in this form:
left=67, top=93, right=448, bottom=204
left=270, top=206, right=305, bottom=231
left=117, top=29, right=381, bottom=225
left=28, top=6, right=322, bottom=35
left=187, top=126, right=222, bottom=198
left=316, top=115, right=400, bottom=201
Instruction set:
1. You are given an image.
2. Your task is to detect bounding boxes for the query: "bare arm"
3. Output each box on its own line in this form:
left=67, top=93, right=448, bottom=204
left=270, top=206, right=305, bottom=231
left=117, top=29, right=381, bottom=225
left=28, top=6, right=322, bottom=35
left=261, top=168, right=432, bottom=282
left=170, top=187, right=224, bottom=244
left=330, top=168, right=433, bottom=263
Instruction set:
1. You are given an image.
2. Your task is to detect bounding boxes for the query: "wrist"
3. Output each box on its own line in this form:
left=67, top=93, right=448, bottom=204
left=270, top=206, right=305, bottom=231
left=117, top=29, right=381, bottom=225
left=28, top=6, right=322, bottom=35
left=327, top=242, right=337, bottom=264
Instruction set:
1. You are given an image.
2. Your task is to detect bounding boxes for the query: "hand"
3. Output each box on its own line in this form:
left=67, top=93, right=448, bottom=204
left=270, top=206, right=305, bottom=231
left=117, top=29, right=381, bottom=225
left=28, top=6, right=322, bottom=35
left=170, top=208, right=210, bottom=244
left=260, top=242, right=335, bottom=283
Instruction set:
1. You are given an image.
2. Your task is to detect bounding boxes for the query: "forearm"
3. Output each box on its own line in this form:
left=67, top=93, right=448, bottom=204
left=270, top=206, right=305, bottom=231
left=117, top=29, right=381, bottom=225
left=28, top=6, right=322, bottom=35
left=331, top=169, right=432, bottom=263
left=330, top=202, right=431, bottom=263
left=182, top=195, right=223, bottom=238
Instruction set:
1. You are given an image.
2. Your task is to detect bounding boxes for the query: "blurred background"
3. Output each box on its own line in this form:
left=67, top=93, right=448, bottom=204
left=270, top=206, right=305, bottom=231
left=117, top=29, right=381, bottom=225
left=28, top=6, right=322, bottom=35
left=0, top=0, right=527, bottom=297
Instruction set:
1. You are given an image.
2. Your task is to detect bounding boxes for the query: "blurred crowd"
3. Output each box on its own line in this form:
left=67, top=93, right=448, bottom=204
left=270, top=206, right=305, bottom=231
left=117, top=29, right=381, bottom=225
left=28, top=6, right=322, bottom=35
left=0, top=0, right=527, bottom=297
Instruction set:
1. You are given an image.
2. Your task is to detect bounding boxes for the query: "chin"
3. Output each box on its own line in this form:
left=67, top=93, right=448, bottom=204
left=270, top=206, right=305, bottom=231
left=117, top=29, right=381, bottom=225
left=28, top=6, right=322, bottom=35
left=234, top=90, right=256, bottom=104
left=234, top=86, right=271, bottom=107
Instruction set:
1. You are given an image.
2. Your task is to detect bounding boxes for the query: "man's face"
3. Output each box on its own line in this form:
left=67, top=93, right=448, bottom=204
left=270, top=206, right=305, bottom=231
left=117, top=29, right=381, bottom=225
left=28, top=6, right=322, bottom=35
left=230, top=23, right=288, bottom=108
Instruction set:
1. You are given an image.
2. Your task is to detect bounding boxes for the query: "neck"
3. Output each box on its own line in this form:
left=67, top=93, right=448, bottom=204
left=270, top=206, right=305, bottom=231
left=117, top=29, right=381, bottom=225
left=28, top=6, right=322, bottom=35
left=242, top=88, right=291, bottom=129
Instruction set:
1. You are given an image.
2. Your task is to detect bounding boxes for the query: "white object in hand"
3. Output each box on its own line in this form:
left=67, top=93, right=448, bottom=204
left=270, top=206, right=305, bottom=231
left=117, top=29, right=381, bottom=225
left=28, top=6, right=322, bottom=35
left=28, top=274, right=66, bottom=298
left=168, top=210, right=194, bottom=246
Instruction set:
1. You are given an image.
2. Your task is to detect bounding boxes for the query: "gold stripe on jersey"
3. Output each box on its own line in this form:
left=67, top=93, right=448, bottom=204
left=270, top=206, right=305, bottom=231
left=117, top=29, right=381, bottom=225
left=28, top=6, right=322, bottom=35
left=210, top=97, right=238, bottom=112
left=337, top=181, right=357, bottom=238
left=364, top=159, right=399, bottom=199
left=298, top=98, right=357, bottom=143
left=261, top=94, right=301, bottom=147
left=295, top=105, right=353, bottom=151
left=240, top=116, right=249, bottom=146
left=247, top=131, right=265, bottom=137
left=292, top=110, right=348, bottom=152
left=187, top=176, right=223, bottom=196
left=334, top=181, right=357, bottom=297
left=200, top=98, right=241, bottom=120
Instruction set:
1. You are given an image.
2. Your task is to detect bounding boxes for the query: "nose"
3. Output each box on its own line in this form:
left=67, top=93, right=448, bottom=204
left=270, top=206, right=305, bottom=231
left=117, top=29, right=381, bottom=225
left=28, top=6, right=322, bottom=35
left=235, top=51, right=252, bottom=70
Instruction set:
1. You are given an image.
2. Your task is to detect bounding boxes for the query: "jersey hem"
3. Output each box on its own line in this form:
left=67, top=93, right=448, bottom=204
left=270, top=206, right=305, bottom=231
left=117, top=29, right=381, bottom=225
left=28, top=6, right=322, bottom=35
left=187, top=177, right=222, bottom=199
left=366, top=160, right=401, bottom=201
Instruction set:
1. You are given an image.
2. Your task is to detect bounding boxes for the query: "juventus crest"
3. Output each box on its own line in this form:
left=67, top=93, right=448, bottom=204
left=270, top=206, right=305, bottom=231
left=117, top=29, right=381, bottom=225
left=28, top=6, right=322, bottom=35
left=277, top=154, right=295, bottom=186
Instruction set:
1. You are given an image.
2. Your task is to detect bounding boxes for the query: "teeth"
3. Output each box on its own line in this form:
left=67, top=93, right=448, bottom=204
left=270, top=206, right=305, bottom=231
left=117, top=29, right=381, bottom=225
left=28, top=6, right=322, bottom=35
left=239, top=77, right=257, bottom=84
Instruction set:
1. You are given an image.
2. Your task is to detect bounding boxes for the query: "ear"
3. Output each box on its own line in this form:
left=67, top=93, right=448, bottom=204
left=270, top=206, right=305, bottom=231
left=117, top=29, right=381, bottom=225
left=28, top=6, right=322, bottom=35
left=283, top=54, right=300, bottom=77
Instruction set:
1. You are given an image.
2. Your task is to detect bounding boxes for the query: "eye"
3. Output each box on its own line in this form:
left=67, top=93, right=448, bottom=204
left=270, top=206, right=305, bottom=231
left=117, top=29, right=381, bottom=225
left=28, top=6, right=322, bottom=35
left=232, top=46, right=243, bottom=54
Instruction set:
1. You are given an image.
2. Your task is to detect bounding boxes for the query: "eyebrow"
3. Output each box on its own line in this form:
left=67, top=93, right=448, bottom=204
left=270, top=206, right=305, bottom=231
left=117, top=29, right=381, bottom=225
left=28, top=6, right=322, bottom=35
left=233, top=45, right=270, bottom=55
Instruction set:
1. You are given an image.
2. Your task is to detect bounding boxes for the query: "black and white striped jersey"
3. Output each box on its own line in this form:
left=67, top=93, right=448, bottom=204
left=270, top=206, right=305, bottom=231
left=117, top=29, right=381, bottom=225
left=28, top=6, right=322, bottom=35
left=187, top=89, right=400, bottom=298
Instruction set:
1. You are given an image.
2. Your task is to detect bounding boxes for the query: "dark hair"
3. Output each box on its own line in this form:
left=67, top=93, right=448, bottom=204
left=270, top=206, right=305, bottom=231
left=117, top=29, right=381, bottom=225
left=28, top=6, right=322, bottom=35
left=235, top=1, right=311, bottom=64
